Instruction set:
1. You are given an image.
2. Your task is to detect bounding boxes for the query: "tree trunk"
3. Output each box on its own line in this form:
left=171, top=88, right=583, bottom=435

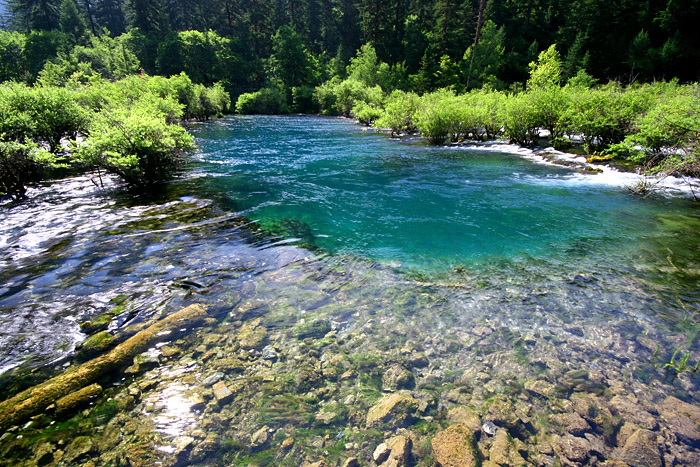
left=0, top=304, right=208, bottom=432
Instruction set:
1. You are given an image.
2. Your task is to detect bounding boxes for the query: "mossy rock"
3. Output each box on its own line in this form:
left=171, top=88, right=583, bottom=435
left=78, top=331, right=116, bottom=357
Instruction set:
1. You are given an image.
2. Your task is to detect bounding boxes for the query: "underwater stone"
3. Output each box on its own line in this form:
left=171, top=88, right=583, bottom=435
left=212, top=382, right=233, bottom=404
left=446, top=406, right=481, bottom=434
left=64, top=436, right=93, bottom=463
left=431, top=424, right=478, bottom=467
left=262, top=345, right=278, bottom=360
left=372, top=443, right=390, bottom=463
left=524, top=379, right=556, bottom=398
left=482, top=421, right=498, bottom=436
left=617, top=429, right=662, bottom=467
left=251, top=426, right=270, bottom=450
left=380, top=435, right=411, bottom=467
left=202, top=372, right=224, bottom=386
left=554, top=434, right=590, bottom=463
left=552, top=412, right=590, bottom=436
left=366, top=392, right=417, bottom=428
left=341, top=457, right=359, bottom=467
left=660, top=396, right=700, bottom=445
left=489, top=430, right=527, bottom=467
left=382, top=365, right=415, bottom=391
left=281, top=437, right=294, bottom=450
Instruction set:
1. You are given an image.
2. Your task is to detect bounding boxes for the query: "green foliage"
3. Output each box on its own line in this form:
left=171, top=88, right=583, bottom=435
left=503, top=93, right=540, bottom=147
left=236, top=85, right=288, bottom=115
left=346, top=43, right=381, bottom=87
left=0, top=81, right=87, bottom=152
left=291, top=85, right=317, bottom=113
left=527, top=44, right=562, bottom=90
left=413, top=89, right=455, bottom=145
left=24, top=30, right=69, bottom=79
left=566, top=83, right=653, bottom=153
left=625, top=84, right=700, bottom=177
left=353, top=101, right=382, bottom=125
left=527, top=86, right=572, bottom=142
left=313, top=77, right=383, bottom=117
left=156, top=30, right=239, bottom=85
left=58, top=0, right=88, bottom=47
left=37, top=32, right=140, bottom=83
left=0, top=31, right=28, bottom=82
left=0, top=138, right=57, bottom=199
left=75, top=100, right=195, bottom=186
left=374, top=90, right=421, bottom=135
left=269, top=25, right=317, bottom=87
left=463, top=20, right=505, bottom=90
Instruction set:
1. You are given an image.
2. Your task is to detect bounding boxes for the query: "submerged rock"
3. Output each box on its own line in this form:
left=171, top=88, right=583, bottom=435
left=431, top=424, right=478, bottom=467
left=447, top=406, right=481, bottom=434
left=379, top=435, right=411, bottom=467
left=64, top=436, right=93, bottom=464
left=616, top=429, right=662, bottom=467
left=366, top=392, right=417, bottom=428
left=212, top=381, right=233, bottom=404
left=382, top=364, right=415, bottom=390
left=660, top=396, right=700, bottom=445
left=489, top=429, right=527, bottom=466
left=251, top=426, right=270, bottom=450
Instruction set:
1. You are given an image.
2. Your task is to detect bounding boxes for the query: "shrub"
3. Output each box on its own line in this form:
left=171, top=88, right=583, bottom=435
left=374, top=90, right=421, bottom=135
left=414, top=90, right=457, bottom=145
left=75, top=104, right=195, bottom=186
left=0, top=82, right=87, bottom=152
left=503, top=93, right=540, bottom=147
left=235, top=86, right=289, bottom=114
left=0, top=139, right=58, bottom=200
left=353, top=101, right=383, bottom=125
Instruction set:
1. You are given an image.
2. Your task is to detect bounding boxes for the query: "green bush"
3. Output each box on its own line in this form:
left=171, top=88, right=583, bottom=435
left=374, top=90, right=421, bottom=135
left=291, top=85, right=317, bottom=113
left=353, top=101, right=382, bottom=125
left=0, top=139, right=58, bottom=199
left=75, top=103, right=195, bottom=186
left=414, top=90, right=456, bottom=145
left=235, top=86, right=289, bottom=114
left=503, top=93, right=540, bottom=147
left=0, top=82, right=87, bottom=152
left=313, top=77, right=383, bottom=116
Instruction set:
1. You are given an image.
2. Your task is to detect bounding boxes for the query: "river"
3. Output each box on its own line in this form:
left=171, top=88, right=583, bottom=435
left=0, top=115, right=698, bottom=465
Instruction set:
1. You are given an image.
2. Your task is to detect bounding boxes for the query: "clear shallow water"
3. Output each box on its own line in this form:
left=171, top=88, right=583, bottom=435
left=0, top=115, right=699, bottom=465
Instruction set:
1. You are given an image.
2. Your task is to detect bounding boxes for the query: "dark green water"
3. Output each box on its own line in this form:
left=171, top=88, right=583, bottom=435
left=1, top=115, right=700, bottom=466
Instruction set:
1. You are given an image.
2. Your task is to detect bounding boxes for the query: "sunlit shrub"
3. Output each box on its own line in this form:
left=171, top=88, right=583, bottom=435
left=75, top=103, right=195, bottom=186
left=236, top=86, right=289, bottom=114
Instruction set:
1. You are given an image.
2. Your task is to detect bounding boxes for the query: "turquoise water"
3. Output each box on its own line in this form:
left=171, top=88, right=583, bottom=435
left=191, top=115, right=693, bottom=273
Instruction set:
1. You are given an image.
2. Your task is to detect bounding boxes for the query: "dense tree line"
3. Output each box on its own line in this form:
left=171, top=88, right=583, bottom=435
left=2, top=0, right=700, bottom=90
